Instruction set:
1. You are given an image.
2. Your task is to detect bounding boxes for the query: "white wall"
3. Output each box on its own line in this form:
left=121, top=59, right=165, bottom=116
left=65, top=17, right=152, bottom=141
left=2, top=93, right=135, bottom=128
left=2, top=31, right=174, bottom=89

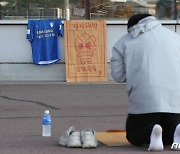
left=0, top=23, right=176, bottom=81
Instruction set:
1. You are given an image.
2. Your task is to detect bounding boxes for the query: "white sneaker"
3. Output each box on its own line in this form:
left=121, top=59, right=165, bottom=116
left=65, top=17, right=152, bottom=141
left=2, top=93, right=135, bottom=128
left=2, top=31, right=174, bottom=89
left=81, top=129, right=98, bottom=148
left=59, top=126, right=82, bottom=148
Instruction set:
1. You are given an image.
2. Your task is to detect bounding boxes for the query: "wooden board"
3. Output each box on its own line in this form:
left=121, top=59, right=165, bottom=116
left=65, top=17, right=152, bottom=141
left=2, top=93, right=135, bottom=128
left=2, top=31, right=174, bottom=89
left=64, top=20, right=107, bottom=82
left=96, top=132, right=131, bottom=147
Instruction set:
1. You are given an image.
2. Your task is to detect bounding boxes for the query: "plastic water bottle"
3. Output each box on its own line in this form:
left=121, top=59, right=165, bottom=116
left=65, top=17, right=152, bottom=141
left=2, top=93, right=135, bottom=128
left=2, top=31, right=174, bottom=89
left=42, top=110, right=51, bottom=137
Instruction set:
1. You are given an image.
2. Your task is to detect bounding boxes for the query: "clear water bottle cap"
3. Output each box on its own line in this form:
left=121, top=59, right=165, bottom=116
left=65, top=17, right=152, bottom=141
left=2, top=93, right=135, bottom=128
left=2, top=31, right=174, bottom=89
left=45, top=110, right=50, bottom=114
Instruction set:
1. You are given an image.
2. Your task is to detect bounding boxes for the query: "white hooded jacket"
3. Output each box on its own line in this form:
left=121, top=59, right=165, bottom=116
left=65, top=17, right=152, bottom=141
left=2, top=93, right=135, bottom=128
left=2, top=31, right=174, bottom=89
left=111, top=16, right=180, bottom=114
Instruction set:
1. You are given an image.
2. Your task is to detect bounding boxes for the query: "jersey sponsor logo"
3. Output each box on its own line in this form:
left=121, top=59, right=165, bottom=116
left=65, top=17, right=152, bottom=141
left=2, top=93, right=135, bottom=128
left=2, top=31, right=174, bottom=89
left=36, top=29, right=53, bottom=35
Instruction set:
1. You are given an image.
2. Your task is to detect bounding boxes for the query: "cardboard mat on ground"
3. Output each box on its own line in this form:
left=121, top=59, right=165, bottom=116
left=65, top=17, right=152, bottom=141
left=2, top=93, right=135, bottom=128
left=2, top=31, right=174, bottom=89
left=64, top=20, right=107, bottom=82
left=96, top=130, right=131, bottom=147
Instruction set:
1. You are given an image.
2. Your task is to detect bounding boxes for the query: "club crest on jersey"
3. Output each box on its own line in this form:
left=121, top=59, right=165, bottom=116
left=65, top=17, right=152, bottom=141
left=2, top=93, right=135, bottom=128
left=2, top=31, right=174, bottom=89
left=50, top=22, right=54, bottom=27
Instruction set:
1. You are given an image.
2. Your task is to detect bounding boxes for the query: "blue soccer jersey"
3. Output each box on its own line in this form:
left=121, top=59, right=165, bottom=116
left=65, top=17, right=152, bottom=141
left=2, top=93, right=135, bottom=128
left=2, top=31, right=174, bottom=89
left=27, top=19, right=63, bottom=65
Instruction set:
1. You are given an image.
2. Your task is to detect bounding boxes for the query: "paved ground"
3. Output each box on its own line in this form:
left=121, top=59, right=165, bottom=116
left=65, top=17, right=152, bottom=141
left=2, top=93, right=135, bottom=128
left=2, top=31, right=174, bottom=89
left=0, top=82, right=179, bottom=154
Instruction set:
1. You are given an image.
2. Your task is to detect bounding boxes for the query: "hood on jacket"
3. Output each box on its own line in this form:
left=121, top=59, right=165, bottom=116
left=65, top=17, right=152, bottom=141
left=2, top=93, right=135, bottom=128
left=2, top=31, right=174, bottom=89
left=128, top=16, right=161, bottom=38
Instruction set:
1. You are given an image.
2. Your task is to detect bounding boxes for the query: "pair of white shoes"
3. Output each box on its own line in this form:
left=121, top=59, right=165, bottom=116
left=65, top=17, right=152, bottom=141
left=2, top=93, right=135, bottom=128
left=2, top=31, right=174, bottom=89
left=59, top=126, right=98, bottom=148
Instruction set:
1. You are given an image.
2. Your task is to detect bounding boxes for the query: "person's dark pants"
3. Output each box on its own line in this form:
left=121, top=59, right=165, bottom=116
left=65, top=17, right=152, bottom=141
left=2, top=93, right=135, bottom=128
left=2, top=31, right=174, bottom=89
left=126, top=113, right=180, bottom=146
